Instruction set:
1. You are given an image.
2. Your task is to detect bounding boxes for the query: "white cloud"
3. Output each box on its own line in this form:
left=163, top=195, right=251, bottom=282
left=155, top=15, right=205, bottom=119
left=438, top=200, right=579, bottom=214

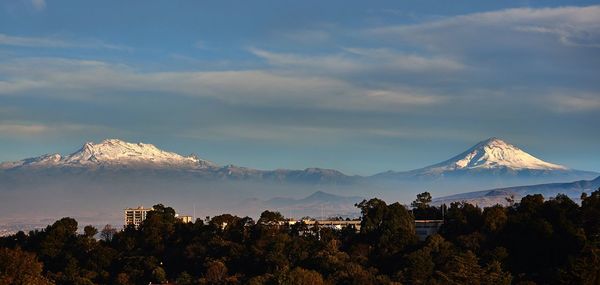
left=250, top=47, right=465, bottom=76
left=365, top=90, right=441, bottom=105
left=0, top=121, right=120, bottom=137
left=343, top=48, right=465, bottom=72
left=0, top=79, right=47, bottom=94
left=0, top=57, right=443, bottom=111
left=31, top=0, right=46, bottom=11
left=0, top=33, right=132, bottom=51
left=551, top=94, right=600, bottom=112
left=0, top=123, right=48, bottom=135
left=0, top=34, right=69, bottom=48
left=515, top=25, right=600, bottom=48
left=249, top=48, right=361, bottom=73
left=369, top=5, right=600, bottom=50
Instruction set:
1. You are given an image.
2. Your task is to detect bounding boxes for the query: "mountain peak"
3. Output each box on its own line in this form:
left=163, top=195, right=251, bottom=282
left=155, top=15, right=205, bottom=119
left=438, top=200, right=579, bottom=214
left=62, top=139, right=217, bottom=168
left=423, top=137, right=568, bottom=173
left=476, top=137, right=513, bottom=148
left=3, top=139, right=217, bottom=170
left=306, top=190, right=335, bottom=199
left=481, top=136, right=504, bottom=144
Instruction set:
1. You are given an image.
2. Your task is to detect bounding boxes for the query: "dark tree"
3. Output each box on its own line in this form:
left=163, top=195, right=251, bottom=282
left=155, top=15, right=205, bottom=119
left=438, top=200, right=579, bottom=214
left=411, top=192, right=432, bottom=209
left=258, top=210, right=285, bottom=225
left=0, top=197, right=596, bottom=285
left=100, top=224, right=117, bottom=242
left=411, top=192, right=442, bottom=220
left=582, top=188, right=600, bottom=242
left=0, top=247, right=53, bottom=285
left=83, top=225, right=98, bottom=239
left=356, top=198, right=388, bottom=234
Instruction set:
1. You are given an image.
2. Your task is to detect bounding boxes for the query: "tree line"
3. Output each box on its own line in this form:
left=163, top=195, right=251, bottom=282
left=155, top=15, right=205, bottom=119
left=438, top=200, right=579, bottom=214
left=1, top=189, right=600, bottom=284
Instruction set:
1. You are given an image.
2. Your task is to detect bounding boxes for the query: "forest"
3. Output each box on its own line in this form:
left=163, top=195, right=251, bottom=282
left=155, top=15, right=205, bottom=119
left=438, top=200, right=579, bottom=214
left=1, top=189, right=600, bottom=285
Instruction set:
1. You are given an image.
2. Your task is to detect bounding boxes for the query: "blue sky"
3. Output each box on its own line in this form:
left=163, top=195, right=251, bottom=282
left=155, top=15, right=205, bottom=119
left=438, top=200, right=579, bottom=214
left=0, top=0, right=599, bottom=175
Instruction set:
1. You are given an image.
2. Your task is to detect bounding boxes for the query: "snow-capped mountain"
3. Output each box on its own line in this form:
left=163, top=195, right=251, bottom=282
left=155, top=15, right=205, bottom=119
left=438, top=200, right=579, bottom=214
left=375, top=137, right=595, bottom=180
left=1, top=139, right=217, bottom=170
left=423, top=137, right=567, bottom=172
left=0, top=139, right=355, bottom=185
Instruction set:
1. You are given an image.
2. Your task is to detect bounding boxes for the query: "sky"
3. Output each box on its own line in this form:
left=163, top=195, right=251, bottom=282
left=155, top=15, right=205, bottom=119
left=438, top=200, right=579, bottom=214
left=0, top=0, right=599, bottom=175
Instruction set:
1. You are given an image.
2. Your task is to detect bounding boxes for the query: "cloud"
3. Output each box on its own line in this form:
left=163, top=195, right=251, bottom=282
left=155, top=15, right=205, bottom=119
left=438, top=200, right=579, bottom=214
left=0, top=79, right=46, bottom=94
left=248, top=47, right=468, bottom=98
left=515, top=25, right=600, bottom=48
left=249, top=48, right=361, bottom=73
left=343, top=48, right=465, bottom=72
left=551, top=94, right=600, bottom=112
left=0, top=123, right=48, bottom=135
left=0, top=33, right=132, bottom=51
left=178, top=120, right=476, bottom=145
left=0, top=121, right=121, bottom=138
left=0, top=34, right=70, bottom=48
left=363, top=5, right=600, bottom=99
left=31, top=0, right=46, bottom=11
left=365, top=90, right=441, bottom=105
left=369, top=5, right=600, bottom=51
left=250, top=47, right=465, bottom=77
left=0, top=57, right=443, bottom=111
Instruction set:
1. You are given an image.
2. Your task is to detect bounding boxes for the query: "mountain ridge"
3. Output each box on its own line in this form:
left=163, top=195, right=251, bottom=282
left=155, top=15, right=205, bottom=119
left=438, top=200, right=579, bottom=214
left=0, top=137, right=597, bottom=225
left=0, top=137, right=596, bottom=185
left=240, top=191, right=365, bottom=218
left=433, top=175, right=600, bottom=207
left=0, top=138, right=356, bottom=185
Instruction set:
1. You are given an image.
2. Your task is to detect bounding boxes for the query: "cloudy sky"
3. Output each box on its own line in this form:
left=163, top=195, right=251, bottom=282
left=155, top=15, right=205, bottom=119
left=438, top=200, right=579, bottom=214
left=0, top=0, right=598, bottom=174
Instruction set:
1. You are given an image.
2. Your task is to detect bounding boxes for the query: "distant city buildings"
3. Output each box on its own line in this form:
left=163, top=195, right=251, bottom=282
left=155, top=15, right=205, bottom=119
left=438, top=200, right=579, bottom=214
left=298, top=219, right=362, bottom=231
left=277, top=219, right=443, bottom=240
left=123, top=206, right=442, bottom=240
left=124, top=206, right=153, bottom=227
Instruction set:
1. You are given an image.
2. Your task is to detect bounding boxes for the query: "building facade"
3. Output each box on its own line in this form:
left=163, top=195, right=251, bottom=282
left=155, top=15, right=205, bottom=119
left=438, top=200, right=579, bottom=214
left=124, top=206, right=153, bottom=227
left=178, top=215, right=194, bottom=223
left=415, top=220, right=444, bottom=241
left=282, top=219, right=442, bottom=240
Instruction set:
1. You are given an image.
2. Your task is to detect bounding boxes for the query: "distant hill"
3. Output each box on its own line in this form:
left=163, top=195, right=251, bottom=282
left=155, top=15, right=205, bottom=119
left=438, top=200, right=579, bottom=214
left=239, top=191, right=364, bottom=219
left=433, top=175, right=600, bottom=207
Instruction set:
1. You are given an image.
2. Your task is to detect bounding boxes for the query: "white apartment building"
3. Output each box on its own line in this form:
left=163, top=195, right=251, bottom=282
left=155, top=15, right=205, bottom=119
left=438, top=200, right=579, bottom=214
left=124, top=206, right=153, bottom=227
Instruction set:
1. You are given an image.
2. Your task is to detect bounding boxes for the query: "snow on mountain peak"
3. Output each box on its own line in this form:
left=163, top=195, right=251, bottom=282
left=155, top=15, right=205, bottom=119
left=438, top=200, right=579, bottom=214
left=425, top=137, right=568, bottom=172
left=2, top=139, right=217, bottom=169
left=61, top=139, right=217, bottom=168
